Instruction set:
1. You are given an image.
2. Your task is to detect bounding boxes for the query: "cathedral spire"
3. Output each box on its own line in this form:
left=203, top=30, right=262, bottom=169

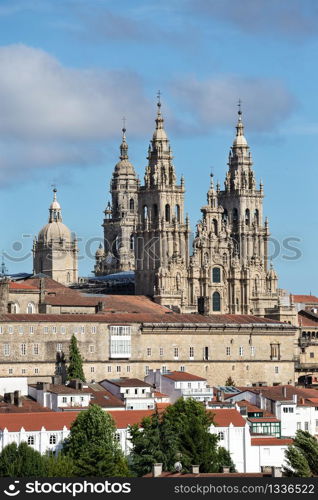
left=233, top=99, right=248, bottom=148
left=119, top=118, right=129, bottom=161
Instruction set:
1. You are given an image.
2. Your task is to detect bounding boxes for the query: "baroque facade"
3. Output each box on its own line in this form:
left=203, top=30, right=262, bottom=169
left=96, top=101, right=284, bottom=317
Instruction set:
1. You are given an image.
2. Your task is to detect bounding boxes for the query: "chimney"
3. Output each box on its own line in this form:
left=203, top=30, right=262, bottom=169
left=14, top=390, right=23, bottom=408
left=191, top=465, right=199, bottom=474
left=293, top=394, right=298, bottom=404
left=282, top=386, right=287, bottom=398
left=96, top=301, right=105, bottom=313
left=272, top=467, right=282, bottom=477
left=152, top=463, right=163, bottom=477
left=5, top=392, right=15, bottom=405
left=53, top=375, right=62, bottom=385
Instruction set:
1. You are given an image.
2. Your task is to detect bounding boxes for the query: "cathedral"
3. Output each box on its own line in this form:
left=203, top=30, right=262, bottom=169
left=94, top=99, right=286, bottom=318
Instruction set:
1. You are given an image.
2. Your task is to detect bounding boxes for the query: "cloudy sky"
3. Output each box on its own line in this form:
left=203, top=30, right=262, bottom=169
left=0, top=0, right=317, bottom=293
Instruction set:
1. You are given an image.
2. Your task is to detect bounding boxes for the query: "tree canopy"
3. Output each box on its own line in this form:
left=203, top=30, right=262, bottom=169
left=129, top=398, right=237, bottom=475
left=67, top=334, right=85, bottom=381
left=284, top=430, right=318, bottom=477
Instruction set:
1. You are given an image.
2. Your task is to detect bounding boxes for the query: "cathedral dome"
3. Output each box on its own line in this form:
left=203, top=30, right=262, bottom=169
left=38, top=221, right=72, bottom=243
left=233, top=134, right=248, bottom=147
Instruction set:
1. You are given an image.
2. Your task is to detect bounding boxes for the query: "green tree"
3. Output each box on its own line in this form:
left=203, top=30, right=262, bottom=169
left=284, top=430, right=318, bottom=477
left=0, top=442, right=47, bottom=477
left=129, top=398, right=228, bottom=476
left=43, top=453, right=75, bottom=477
left=63, top=404, right=130, bottom=476
left=67, top=334, right=85, bottom=381
left=216, top=447, right=237, bottom=473
left=225, top=377, right=235, bottom=386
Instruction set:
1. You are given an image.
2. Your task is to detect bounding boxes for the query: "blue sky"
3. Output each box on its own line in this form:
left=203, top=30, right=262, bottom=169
left=0, top=0, right=317, bottom=294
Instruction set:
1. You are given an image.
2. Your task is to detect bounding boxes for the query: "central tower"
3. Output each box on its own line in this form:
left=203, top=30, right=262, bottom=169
left=135, top=99, right=190, bottom=309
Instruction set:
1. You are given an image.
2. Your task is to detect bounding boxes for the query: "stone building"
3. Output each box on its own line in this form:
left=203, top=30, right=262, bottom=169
left=94, top=127, right=139, bottom=275
left=96, top=101, right=286, bottom=318
left=33, top=189, right=78, bottom=286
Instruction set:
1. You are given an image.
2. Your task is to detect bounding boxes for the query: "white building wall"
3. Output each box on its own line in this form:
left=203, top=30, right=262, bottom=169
left=0, top=377, right=28, bottom=396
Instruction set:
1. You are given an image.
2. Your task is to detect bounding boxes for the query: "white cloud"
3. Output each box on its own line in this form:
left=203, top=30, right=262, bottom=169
left=0, top=44, right=153, bottom=186
left=171, top=75, right=295, bottom=132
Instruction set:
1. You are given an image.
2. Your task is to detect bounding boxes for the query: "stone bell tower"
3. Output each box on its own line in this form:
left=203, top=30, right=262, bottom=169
left=135, top=98, right=190, bottom=310
left=94, top=126, right=139, bottom=275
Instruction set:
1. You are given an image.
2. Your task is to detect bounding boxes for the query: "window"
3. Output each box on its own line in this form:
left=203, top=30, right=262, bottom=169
left=283, top=407, right=294, bottom=413
left=18, top=326, right=23, bottom=335
left=310, top=352, right=314, bottom=358
left=161, top=366, right=168, bottom=374
left=20, top=343, right=26, bottom=356
left=212, top=219, right=218, bottom=235
left=180, top=366, right=185, bottom=372
left=218, top=432, right=224, bottom=440
left=61, top=326, right=65, bottom=334
left=203, top=347, right=209, bottom=360
left=0, top=327, right=2, bottom=334
left=304, top=422, right=309, bottom=431
left=147, top=347, right=152, bottom=356
left=49, top=435, right=57, bottom=445
left=212, top=268, right=221, bottom=283
left=3, top=344, right=10, bottom=356
left=130, top=235, right=134, bottom=251
left=270, top=343, right=280, bottom=360
left=316, top=420, right=318, bottom=431
left=126, top=365, right=131, bottom=373
left=80, top=326, right=85, bottom=334
left=135, top=389, right=138, bottom=395
left=175, top=204, right=180, bottom=222
left=250, top=346, right=256, bottom=356
left=73, top=327, right=78, bottom=334
left=116, top=366, right=121, bottom=373
left=91, top=326, right=96, bottom=334
left=8, top=326, right=13, bottom=334
left=33, top=344, right=39, bottom=355
left=239, top=346, right=244, bottom=357
left=8, top=368, right=13, bottom=374
left=165, top=204, right=170, bottom=222
left=90, top=366, right=95, bottom=373
left=22, top=369, right=26, bottom=374
left=297, top=422, right=301, bottom=430
left=189, top=346, right=194, bottom=359
left=55, top=343, right=62, bottom=352
left=52, top=326, right=57, bottom=334
left=245, top=208, right=250, bottom=225
left=44, top=326, right=48, bottom=334
left=27, top=436, right=34, bottom=445
left=129, top=198, right=134, bottom=212
left=89, top=345, right=95, bottom=353
left=107, top=366, right=112, bottom=373
left=174, top=347, right=179, bottom=359
left=110, top=326, right=131, bottom=359
left=27, top=303, right=35, bottom=314
left=62, top=396, right=67, bottom=403
left=275, top=366, right=279, bottom=374
left=232, top=208, right=238, bottom=222
left=29, top=326, right=34, bottom=334
left=159, top=347, right=164, bottom=356
left=145, top=366, right=149, bottom=375
left=11, top=302, right=20, bottom=314
left=34, top=368, right=39, bottom=374
left=226, top=347, right=231, bottom=356
left=212, top=292, right=221, bottom=311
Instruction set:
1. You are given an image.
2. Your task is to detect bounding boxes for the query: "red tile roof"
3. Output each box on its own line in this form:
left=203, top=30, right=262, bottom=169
left=163, top=371, right=207, bottom=382
left=298, top=311, right=318, bottom=327
left=293, top=295, right=318, bottom=304
left=101, top=378, right=152, bottom=388
left=248, top=417, right=280, bottom=423
left=0, top=313, right=295, bottom=326
left=0, top=398, right=53, bottom=414
left=9, top=282, right=38, bottom=290
left=0, top=409, right=155, bottom=431
left=251, top=438, right=293, bottom=446
left=209, top=409, right=246, bottom=427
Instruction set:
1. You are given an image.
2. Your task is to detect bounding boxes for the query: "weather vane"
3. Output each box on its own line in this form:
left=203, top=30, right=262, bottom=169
left=157, top=90, right=161, bottom=106
left=237, top=98, right=242, bottom=115
left=122, top=116, right=126, bottom=133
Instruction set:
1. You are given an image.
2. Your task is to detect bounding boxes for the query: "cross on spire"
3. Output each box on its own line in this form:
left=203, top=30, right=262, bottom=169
left=237, top=98, right=242, bottom=116
left=157, top=90, right=161, bottom=108
left=122, top=116, right=126, bottom=134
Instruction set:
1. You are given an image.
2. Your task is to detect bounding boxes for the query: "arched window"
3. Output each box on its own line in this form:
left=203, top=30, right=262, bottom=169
left=49, top=434, right=57, bottom=445
left=212, top=219, right=218, bottom=235
left=165, top=204, right=170, bottom=222
left=232, top=208, right=238, bottom=223
left=212, top=292, right=221, bottom=312
left=153, top=204, right=158, bottom=220
left=130, top=235, right=134, bottom=251
left=175, top=204, right=180, bottom=222
left=245, top=208, right=250, bottom=225
left=27, top=303, right=35, bottom=314
left=222, top=208, right=228, bottom=223
left=129, top=198, right=134, bottom=212
left=11, top=303, right=20, bottom=314
left=254, top=209, right=259, bottom=225
left=212, top=268, right=221, bottom=283
left=143, top=205, right=148, bottom=220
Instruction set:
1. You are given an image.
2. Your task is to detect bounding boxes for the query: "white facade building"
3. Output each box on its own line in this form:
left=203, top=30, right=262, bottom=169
left=145, top=370, right=214, bottom=403
left=28, top=383, right=91, bottom=412
left=100, top=378, right=155, bottom=410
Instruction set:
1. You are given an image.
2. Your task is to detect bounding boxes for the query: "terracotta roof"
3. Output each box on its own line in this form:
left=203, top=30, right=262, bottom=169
left=0, top=313, right=294, bottom=326
left=0, top=398, right=53, bottom=414
left=209, top=409, right=246, bottom=427
left=156, top=403, right=171, bottom=410
left=248, top=417, right=280, bottom=423
left=251, top=438, right=293, bottom=446
left=163, top=371, right=207, bottom=382
left=9, top=282, right=38, bottom=290
left=236, top=400, right=263, bottom=413
left=298, top=310, right=318, bottom=327
left=0, top=409, right=154, bottom=431
left=81, top=388, right=125, bottom=408
left=101, top=378, right=152, bottom=388
left=293, top=295, right=318, bottom=304
left=154, top=391, right=168, bottom=398
left=47, top=385, right=91, bottom=395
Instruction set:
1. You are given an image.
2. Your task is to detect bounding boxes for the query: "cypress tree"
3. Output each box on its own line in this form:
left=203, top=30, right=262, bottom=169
left=67, top=334, right=85, bottom=381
